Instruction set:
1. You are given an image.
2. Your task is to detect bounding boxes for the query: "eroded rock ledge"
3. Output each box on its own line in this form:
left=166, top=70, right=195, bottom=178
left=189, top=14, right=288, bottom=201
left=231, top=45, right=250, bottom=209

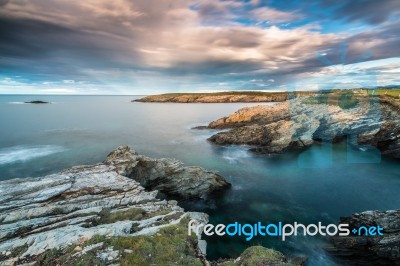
left=328, top=210, right=400, bottom=265
left=205, top=94, right=400, bottom=159
left=104, top=146, right=230, bottom=199
left=0, top=146, right=230, bottom=265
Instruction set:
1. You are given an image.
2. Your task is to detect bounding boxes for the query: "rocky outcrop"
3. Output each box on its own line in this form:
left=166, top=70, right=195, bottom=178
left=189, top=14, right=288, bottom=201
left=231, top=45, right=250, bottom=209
left=328, top=210, right=400, bottom=265
left=104, top=146, right=230, bottom=199
left=134, top=92, right=315, bottom=103
left=0, top=147, right=217, bottom=265
left=24, top=100, right=49, bottom=104
left=205, top=94, right=400, bottom=158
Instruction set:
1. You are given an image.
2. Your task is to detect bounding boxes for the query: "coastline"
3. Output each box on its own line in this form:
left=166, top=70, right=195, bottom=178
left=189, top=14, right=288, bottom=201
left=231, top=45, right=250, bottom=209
left=1, top=92, right=398, bottom=264
left=0, top=146, right=303, bottom=266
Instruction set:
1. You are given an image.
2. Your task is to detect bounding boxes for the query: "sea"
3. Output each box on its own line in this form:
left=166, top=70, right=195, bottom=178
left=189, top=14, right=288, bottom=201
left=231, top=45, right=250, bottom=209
left=0, top=95, right=399, bottom=265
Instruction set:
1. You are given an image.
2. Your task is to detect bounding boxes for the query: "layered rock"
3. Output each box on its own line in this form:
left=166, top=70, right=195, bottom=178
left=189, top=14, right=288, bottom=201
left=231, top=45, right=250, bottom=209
left=328, top=210, right=400, bottom=265
left=0, top=146, right=229, bottom=265
left=206, top=94, right=400, bottom=158
left=104, top=146, right=230, bottom=199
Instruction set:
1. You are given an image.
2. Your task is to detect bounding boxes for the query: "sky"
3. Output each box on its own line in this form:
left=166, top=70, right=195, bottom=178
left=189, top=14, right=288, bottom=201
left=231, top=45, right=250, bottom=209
left=0, top=0, right=400, bottom=94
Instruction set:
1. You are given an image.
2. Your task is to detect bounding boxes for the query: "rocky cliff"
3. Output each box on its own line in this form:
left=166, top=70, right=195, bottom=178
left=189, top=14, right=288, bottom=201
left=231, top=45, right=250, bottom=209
left=206, top=94, right=400, bottom=159
left=0, top=146, right=230, bottom=265
left=104, top=146, right=230, bottom=199
left=134, top=92, right=316, bottom=103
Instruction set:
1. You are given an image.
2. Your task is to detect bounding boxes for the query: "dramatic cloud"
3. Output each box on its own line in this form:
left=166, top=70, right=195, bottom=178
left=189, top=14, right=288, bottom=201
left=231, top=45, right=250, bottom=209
left=0, top=0, right=399, bottom=94
left=331, top=0, right=400, bottom=24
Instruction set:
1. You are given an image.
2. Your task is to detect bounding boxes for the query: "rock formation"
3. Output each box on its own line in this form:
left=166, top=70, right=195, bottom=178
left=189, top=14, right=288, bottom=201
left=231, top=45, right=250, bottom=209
left=104, top=146, right=230, bottom=199
left=206, top=94, right=400, bottom=159
left=134, top=91, right=315, bottom=103
left=328, top=210, right=400, bottom=265
left=0, top=146, right=230, bottom=265
left=24, top=100, right=49, bottom=104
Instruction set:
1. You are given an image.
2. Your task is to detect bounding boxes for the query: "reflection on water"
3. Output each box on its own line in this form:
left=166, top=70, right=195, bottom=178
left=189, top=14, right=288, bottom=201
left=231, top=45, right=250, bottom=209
left=0, top=95, right=399, bottom=265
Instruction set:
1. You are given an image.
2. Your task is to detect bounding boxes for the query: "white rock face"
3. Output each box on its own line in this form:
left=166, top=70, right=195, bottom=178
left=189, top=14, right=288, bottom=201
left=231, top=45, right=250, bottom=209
left=0, top=146, right=211, bottom=264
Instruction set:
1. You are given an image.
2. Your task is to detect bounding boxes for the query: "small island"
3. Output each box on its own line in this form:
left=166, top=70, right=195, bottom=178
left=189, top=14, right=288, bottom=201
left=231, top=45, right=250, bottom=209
left=24, top=100, right=50, bottom=104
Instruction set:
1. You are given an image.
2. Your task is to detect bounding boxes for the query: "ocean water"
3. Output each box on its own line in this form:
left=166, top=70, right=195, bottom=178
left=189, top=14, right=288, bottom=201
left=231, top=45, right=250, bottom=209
left=0, top=95, right=399, bottom=265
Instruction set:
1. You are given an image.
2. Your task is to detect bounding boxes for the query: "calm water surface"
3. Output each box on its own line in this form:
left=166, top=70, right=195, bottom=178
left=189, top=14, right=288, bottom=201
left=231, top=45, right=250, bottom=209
left=0, top=95, right=399, bottom=265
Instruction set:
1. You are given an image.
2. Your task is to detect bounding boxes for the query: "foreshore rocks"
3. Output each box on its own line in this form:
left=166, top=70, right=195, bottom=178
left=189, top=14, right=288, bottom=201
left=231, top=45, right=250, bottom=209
left=205, top=94, right=400, bottom=159
left=328, top=210, right=400, bottom=265
left=0, top=146, right=230, bottom=265
left=104, top=146, right=230, bottom=199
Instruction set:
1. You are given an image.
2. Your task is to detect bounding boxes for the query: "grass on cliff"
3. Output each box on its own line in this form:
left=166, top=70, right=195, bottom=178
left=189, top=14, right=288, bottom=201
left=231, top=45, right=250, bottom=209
left=302, top=91, right=360, bottom=109
left=302, top=89, right=400, bottom=109
left=218, top=246, right=297, bottom=266
left=154, top=91, right=288, bottom=97
left=367, top=88, right=400, bottom=98
left=142, top=91, right=316, bottom=98
left=34, top=217, right=202, bottom=266
left=97, top=208, right=146, bottom=224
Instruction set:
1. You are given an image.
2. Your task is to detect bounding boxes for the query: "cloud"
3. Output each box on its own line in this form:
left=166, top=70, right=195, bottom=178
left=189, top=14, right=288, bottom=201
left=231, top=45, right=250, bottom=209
left=251, top=7, right=300, bottom=23
left=0, top=0, right=399, bottom=93
left=331, top=0, right=400, bottom=24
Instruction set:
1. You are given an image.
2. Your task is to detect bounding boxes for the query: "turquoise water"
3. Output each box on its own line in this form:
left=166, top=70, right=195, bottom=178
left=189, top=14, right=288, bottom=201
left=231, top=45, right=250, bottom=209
left=0, top=95, right=399, bottom=265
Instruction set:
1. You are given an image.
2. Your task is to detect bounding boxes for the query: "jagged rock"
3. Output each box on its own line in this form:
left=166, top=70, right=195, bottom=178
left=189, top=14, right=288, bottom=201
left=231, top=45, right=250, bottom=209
left=104, top=146, right=230, bottom=199
left=205, top=94, right=400, bottom=158
left=0, top=147, right=218, bottom=265
left=328, top=210, right=400, bottom=265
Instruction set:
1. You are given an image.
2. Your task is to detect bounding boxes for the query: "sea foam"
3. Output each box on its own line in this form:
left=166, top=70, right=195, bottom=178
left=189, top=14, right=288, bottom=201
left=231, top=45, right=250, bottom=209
left=0, top=145, right=65, bottom=165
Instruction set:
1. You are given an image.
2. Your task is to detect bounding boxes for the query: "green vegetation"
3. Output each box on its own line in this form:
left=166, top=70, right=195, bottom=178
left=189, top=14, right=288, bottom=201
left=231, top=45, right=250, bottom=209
left=302, top=89, right=400, bottom=109
left=97, top=208, right=146, bottom=224
left=135, top=90, right=318, bottom=103
left=155, top=91, right=288, bottom=97
left=34, top=217, right=202, bottom=266
left=302, top=91, right=360, bottom=109
left=218, top=246, right=296, bottom=266
left=35, top=244, right=106, bottom=266
left=110, top=218, right=201, bottom=266
left=367, top=88, right=400, bottom=98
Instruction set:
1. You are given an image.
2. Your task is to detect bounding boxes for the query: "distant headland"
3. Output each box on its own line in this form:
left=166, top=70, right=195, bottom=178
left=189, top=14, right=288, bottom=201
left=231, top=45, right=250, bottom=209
left=133, top=88, right=400, bottom=103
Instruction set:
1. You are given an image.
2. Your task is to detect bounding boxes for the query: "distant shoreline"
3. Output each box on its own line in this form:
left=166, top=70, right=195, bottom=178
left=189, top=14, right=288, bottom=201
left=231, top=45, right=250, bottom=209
left=133, top=91, right=316, bottom=103
left=133, top=88, right=400, bottom=103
